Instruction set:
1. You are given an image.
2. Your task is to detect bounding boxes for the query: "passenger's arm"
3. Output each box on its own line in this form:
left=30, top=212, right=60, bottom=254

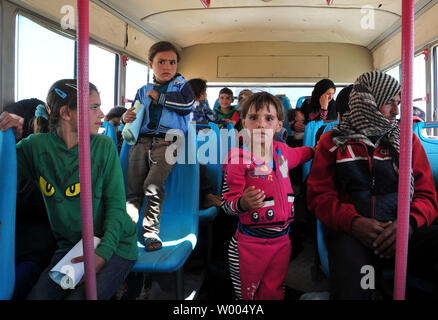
left=94, top=140, right=132, bottom=262
left=360, top=135, right=435, bottom=258
left=0, top=112, right=24, bottom=141
left=221, top=149, right=265, bottom=215
left=285, top=145, right=314, bottom=169
left=160, top=82, right=194, bottom=116
left=306, top=132, right=361, bottom=233
left=221, top=165, right=247, bottom=216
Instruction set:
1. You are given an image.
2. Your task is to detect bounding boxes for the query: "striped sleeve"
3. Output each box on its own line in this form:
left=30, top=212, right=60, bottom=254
left=160, top=82, right=194, bottom=115
left=221, top=171, right=245, bottom=216
left=221, top=150, right=249, bottom=216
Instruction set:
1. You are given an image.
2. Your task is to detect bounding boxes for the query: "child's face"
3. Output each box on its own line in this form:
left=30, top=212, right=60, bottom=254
left=218, top=93, right=233, bottom=109
left=199, top=90, right=207, bottom=101
left=242, top=103, right=283, bottom=147
left=149, top=50, right=178, bottom=83
left=70, top=90, right=104, bottom=135
left=109, top=117, right=121, bottom=132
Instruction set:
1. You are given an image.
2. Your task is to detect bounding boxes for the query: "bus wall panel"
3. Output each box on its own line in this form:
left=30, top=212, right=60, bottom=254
left=179, top=42, right=373, bottom=83
left=125, top=25, right=156, bottom=62
left=373, top=2, right=438, bottom=69
left=217, top=55, right=329, bottom=79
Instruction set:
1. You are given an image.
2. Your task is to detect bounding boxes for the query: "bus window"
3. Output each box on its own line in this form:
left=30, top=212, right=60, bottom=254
left=125, top=59, right=149, bottom=107
left=413, top=53, right=427, bottom=116
left=89, top=45, right=117, bottom=115
left=434, top=45, right=438, bottom=121
left=15, top=15, right=75, bottom=102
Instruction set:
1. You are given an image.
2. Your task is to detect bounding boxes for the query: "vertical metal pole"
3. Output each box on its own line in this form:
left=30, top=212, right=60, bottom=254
left=394, top=0, right=414, bottom=300
left=77, top=0, right=97, bottom=300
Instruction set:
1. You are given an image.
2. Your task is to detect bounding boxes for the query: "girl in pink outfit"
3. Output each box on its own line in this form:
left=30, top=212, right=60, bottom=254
left=221, top=92, right=314, bottom=300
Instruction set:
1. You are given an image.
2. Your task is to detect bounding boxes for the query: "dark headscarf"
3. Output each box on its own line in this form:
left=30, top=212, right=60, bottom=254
left=5, top=98, right=45, bottom=139
left=309, top=79, right=336, bottom=112
left=334, top=84, right=353, bottom=119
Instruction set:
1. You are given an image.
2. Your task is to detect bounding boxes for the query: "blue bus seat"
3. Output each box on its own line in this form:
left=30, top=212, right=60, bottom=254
left=100, top=121, right=118, bottom=149
left=129, top=124, right=199, bottom=299
left=302, top=120, right=325, bottom=181
left=315, top=122, right=339, bottom=277
left=321, top=121, right=339, bottom=133
left=0, top=129, right=17, bottom=300
left=277, top=95, right=293, bottom=136
left=119, top=140, right=132, bottom=189
left=197, top=122, right=222, bottom=222
left=302, top=120, right=339, bottom=182
left=413, top=121, right=438, bottom=189
left=196, top=122, right=236, bottom=221
left=296, top=96, right=311, bottom=108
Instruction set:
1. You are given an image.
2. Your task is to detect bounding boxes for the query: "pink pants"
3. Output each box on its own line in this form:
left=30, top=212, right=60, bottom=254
left=228, top=231, right=291, bottom=300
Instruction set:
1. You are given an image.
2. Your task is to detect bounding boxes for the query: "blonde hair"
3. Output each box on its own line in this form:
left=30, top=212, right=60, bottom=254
left=238, top=89, right=253, bottom=106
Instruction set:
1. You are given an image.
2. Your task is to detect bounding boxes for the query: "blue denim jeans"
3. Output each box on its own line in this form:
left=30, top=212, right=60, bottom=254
left=27, top=252, right=135, bottom=300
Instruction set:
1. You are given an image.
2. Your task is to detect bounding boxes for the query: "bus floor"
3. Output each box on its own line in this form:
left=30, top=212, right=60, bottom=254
left=112, top=218, right=329, bottom=300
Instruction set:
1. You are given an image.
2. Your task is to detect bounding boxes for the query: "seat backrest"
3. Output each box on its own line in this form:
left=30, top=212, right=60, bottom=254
left=163, top=123, right=200, bottom=216
left=100, top=121, right=118, bottom=149
left=132, top=124, right=200, bottom=274
left=196, top=122, right=224, bottom=196
left=119, top=140, right=132, bottom=190
left=302, top=120, right=325, bottom=181
left=0, top=129, right=17, bottom=300
left=296, top=96, right=311, bottom=109
left=413, top=122, right=438, bottom=190
left=277, top=95, right=293, bottom=137
left=135, top=123, right=200, bottom=245
left=322, top=121, right=339, bottom=134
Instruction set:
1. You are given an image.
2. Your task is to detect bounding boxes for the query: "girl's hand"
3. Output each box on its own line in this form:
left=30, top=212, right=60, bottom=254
left=71, top=253, right=106, bottom=286
left=240, top=186, right=265, bottom=211
left=294, top=121, right=306, bottom=132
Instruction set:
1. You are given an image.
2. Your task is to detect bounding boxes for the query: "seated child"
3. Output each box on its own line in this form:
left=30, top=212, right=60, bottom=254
left=288, top=108, right=306, bottom=143
left=187, top=78, right=221, bottom=124
left=214, top=87, right=240, bottom=129
left=187, top=78, right=222, bottom=209
left=105, top=106, right=127, bottom=152
left=0, top=79, right=138, bottom=300
left=235, top=89, right=254, bottom=131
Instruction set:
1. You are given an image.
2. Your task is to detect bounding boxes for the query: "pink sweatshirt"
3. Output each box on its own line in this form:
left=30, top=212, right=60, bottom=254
left=222, top=140, right=313, bottom=231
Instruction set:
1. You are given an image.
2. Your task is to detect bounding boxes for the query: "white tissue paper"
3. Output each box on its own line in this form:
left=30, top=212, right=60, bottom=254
left=49, top=237, right=101, bottom=290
